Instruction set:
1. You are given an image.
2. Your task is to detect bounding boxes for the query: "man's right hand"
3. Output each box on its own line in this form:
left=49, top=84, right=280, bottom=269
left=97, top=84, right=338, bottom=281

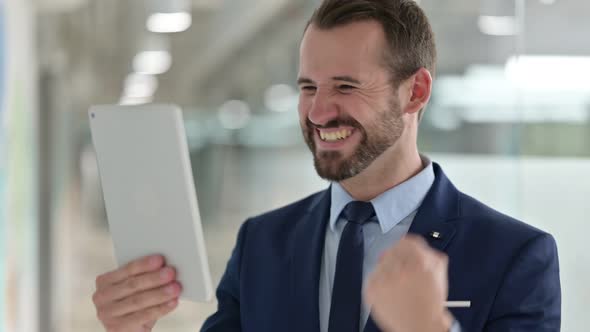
left=92, top=255, right=182, bottom=332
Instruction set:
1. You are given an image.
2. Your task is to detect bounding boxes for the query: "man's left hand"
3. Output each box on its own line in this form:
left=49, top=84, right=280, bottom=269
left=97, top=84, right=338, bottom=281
left=364, top=234, right=454, bottom=332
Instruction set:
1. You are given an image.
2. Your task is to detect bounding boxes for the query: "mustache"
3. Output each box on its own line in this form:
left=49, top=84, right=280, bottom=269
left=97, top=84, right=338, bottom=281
left=306, top=117, right=363, bottom=130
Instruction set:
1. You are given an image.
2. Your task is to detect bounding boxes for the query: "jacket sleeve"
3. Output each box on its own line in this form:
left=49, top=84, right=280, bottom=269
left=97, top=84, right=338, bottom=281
left=484, top=233, right=561, bottom=331
left=200, top=220, right=250, bottom=332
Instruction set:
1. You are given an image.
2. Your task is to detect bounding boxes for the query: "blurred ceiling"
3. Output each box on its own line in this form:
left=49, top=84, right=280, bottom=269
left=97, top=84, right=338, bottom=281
left=36, top=0, right=590, bottom=114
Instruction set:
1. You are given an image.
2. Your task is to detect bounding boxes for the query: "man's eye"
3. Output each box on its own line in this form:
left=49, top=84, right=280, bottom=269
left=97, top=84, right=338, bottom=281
left=339, top=85, right=355, bottom=90
left=301, top=86, right=317, bottom=92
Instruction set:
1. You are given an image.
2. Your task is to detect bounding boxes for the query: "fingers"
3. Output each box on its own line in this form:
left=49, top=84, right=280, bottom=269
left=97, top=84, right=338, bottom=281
left=393, top=234, right=430, bottom=257
left=377, top=234, right=447, bottom=273
left=117, top=299, right=179, bottom=329
left=380, top=235, right=426, bottom=262
left=364, top=234, right=451, bottom=330
left=93, top=266, right=176, bottom=306
left=93, top=255, right=181, bottom=331
left=96, top=255, right=164, bottom=290
left=102, top=282, right=182, bottom=318
left=365, top=266, right=383, bottom=297
left=434, top=250, right=449, bottom=269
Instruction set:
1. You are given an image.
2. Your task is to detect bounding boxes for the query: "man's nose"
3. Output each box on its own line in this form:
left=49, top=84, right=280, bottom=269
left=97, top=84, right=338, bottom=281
left=308, top=90, right=338, bottom=127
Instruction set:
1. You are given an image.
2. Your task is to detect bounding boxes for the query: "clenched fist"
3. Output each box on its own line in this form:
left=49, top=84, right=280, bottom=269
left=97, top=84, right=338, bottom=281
left=364, top=235, right=453, bottom=332
left=92, top=255, right=182, bottom=332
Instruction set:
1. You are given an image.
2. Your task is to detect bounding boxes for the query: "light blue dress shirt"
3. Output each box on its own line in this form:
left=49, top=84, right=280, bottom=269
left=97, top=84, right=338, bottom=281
left=319, top=157, right=444, bottom=332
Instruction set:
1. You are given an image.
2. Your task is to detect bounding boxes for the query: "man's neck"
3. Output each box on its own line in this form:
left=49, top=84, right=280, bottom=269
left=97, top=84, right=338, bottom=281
left=338, top=147, right=424, bottom=202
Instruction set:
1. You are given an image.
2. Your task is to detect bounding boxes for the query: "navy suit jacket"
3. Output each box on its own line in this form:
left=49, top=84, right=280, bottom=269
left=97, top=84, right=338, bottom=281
left=201, top=163, right=561, bottom=331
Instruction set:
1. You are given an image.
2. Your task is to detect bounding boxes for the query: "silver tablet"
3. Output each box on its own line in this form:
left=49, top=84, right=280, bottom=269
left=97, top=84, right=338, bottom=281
left=89, top=104, right=213, bottom=302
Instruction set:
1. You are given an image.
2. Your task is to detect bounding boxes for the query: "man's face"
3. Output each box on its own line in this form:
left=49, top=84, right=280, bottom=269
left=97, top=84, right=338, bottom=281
left=298, top=21, right=405, bottom=181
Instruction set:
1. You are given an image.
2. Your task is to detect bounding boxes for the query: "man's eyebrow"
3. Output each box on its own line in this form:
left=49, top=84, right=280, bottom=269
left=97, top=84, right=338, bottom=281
left=297, top=76, right=361, bottom=85
left=297, top=77, right=315, bottom=85
left=332, top=76, right=361, bottom=84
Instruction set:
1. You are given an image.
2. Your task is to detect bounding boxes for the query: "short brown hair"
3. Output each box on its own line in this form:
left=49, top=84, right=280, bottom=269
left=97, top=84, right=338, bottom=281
left=305, top=0, right=437, bottom=120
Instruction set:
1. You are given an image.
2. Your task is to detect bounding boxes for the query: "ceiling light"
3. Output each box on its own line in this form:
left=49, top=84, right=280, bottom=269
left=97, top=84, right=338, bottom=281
left=133, top=50, right=172, bottom=75
left=147, top=12, right=192, bottom=33
left=122, top=73, right=158, bottom=99
left=478, top=16, right=517, bottom=36
left=119, top=96, right=154, bottom=105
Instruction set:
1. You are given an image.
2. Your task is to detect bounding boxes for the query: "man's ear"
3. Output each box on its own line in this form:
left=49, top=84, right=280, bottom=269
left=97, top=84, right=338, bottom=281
left=403, top=68, right=432, bottom=116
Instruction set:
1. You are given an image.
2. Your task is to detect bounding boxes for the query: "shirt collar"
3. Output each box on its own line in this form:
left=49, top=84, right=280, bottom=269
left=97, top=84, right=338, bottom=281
left=329, top=155, right=435, bottom=234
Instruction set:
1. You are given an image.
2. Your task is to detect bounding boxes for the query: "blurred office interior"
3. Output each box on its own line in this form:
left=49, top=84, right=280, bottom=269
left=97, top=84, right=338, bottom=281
left=1, top=0, right=589, bottom=331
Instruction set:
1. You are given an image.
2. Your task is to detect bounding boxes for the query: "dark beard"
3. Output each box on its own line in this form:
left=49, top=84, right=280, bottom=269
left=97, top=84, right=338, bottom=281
left=302, top=98, right=404, bottom=181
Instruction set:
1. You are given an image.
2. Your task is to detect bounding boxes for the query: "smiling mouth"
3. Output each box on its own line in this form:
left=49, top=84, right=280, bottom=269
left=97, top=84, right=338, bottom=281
left=317, top=128, right=354, bottom=142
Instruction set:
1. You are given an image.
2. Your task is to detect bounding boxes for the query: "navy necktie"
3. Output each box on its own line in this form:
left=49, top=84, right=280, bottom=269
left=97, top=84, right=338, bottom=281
left=328, top=201, right=376, bottom=332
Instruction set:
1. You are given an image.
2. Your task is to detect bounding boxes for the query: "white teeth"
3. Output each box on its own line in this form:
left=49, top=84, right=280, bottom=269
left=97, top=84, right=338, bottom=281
left=319, top=129, right=352, bottom=142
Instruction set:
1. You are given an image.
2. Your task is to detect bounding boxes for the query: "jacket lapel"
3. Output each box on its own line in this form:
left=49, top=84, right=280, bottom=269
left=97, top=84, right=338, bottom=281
left=364, top=163, right=460, bottom=332
left=407, top=162, right=459, bottom=251
left=290, top=189, right=331, bottom=332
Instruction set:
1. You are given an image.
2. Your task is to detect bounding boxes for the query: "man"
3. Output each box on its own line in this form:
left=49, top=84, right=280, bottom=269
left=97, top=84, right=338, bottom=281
left=92, top=0, right=561, bottom=331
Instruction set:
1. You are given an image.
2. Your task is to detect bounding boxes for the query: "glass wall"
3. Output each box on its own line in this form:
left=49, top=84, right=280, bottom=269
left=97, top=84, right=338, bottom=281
left=1, top=0, right=588, bottom=331
left=0, top=1, right=6, bottom=329
left=1, top=0, right=39, bottom=331
left=420, top=3, right=590, bottom=329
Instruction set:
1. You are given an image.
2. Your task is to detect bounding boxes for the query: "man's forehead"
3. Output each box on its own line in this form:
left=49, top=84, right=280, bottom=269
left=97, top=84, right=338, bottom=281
left=298, top=22, right=388, bottom=82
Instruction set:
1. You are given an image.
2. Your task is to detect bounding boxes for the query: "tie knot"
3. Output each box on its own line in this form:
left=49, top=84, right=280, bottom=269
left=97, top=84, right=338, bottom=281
left=340, top=201, right=376, bottom=225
